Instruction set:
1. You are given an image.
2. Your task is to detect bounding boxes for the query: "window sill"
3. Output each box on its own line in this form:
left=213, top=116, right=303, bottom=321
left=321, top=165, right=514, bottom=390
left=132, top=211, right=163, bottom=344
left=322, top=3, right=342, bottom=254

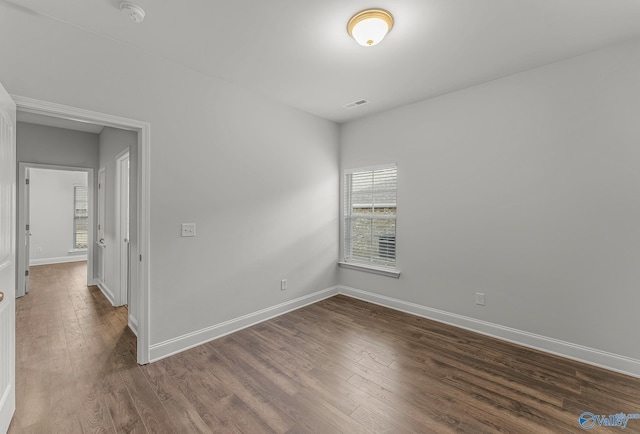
left=338, top=261, right=401, bottom=278
left=68, top=248, right=88, bottom=254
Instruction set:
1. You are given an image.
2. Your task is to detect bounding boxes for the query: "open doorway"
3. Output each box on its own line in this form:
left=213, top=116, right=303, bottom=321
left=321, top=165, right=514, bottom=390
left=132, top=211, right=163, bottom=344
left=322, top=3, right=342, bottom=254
left=13, top=95, right=150, bottom=365
left=17, top=165, right=93, bottom=298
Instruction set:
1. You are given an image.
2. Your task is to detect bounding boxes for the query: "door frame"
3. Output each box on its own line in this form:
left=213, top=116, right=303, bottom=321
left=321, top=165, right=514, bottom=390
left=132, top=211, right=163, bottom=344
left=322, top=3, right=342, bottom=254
left=16, top=163, right=94, bottom=298
left=0, top=83, right=16, bottom=434
left=13, top=95, right=151, bottom=365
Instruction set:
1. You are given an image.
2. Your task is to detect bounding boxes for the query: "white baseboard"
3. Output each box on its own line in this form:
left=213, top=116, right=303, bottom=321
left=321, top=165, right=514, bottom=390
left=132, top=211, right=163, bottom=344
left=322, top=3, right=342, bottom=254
left=30, top=255, right=87, bottom=266
left=337, top=285, right=640, bottom=379
left=96, top=280, right=116, bottom=306
left=145, top=282, right=640, bottom=378
left=128, top=315, right=138, bottom=337
left=149, top=286, right=339, bottom=362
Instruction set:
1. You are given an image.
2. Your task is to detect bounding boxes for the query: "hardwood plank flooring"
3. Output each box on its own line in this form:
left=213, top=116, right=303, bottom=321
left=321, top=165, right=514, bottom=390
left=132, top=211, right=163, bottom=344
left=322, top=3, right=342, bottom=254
left=8, top=262, right=640, bottom=433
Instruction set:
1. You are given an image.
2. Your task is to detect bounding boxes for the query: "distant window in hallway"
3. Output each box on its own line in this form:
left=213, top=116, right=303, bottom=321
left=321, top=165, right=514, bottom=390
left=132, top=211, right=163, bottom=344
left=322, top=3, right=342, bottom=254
left=74, top=185, right=88, bottom=249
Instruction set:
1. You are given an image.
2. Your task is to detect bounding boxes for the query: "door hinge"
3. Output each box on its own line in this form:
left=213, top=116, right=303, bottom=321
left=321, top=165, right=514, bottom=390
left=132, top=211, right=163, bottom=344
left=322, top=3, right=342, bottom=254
left=139, top=254, right=142, bottom=262
left=25, top=270, right=29, bottom=276
left=25, top=224, right=29, bottom=231
left=25, top=178, right=30, bottom=185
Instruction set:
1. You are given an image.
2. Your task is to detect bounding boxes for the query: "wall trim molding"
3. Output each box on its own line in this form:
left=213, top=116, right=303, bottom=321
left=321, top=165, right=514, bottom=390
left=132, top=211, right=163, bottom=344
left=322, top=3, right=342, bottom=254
left=96, top=280, right=116, bottom=307
left=337, top=285, right=640, bottom=379
left=149, top=286, right=339, bottom=362
left=30, top=255, right=87, bottom=266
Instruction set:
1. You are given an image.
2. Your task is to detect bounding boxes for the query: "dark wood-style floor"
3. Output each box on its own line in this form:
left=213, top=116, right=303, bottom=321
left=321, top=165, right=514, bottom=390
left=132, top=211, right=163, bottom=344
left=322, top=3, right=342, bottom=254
left=7, top=262, right=640, bottom=433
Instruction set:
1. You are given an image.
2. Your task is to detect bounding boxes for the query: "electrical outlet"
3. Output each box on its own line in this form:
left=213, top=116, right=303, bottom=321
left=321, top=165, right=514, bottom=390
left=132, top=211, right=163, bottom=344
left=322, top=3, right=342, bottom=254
left=181, top=223, right=196, bottom=237
left=475, top=292, right=485, bottom=306
left=281, top=279, right=287, bottom=291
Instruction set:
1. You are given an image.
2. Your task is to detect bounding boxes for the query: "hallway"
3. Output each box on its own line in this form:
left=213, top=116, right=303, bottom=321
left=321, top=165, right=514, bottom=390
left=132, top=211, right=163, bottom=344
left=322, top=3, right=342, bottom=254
left=9, top=262, right=136, bottom=433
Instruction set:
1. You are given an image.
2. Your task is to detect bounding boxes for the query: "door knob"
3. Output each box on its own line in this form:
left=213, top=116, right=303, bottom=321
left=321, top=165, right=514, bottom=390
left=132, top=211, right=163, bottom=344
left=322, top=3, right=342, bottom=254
left=0, top=292, right=4, bottom=302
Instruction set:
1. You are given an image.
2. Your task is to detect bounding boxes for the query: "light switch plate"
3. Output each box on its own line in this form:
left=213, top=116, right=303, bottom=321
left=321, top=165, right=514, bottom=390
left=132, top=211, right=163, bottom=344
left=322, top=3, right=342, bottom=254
left=181, top=223, right=196, bottom=237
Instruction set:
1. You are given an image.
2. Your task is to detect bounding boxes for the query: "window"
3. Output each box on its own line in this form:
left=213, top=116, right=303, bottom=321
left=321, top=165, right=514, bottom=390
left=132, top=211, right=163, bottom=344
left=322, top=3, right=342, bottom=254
left=343, top=164, right=398, bottom=275
left=73, top=185, right=88, bottom=250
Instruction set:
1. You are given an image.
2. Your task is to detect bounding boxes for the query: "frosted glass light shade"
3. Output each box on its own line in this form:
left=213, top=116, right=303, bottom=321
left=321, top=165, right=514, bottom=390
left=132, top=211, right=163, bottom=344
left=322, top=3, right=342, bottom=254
left=347, top=9, right=394, bottom=47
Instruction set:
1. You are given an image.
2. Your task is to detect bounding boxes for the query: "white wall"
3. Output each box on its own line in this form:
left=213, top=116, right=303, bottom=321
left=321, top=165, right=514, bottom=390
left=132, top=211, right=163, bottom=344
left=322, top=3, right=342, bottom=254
left=28, top=169, right=88, bottom=265
left=17, top=122, right=99, bottom=169
left=0, top=7, right=339, bottom=350
left=340, top=38, right=640, bottom=363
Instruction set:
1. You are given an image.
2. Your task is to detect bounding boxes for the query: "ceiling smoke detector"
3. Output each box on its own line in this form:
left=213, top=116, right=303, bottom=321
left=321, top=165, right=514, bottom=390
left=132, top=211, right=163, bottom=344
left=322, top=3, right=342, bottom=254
left=120, top=2, right=145, bottom=23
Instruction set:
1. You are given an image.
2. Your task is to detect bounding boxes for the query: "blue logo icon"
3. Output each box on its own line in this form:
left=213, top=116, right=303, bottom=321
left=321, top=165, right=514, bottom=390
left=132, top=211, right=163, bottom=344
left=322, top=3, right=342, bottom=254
left=579, top=412, right=596, bottom=429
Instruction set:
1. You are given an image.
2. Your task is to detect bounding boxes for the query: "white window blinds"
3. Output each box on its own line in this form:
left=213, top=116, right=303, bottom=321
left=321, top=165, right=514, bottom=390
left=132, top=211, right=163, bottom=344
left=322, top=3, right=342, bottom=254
left=344, top=165, right=397, bottom=268
left=74, top=185, right=88, bottom=249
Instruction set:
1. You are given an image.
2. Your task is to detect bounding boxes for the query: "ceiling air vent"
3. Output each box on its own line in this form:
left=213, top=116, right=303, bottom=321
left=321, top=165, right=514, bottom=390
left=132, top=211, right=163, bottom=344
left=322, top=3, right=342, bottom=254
left=343, top=99, right=369, bottom=109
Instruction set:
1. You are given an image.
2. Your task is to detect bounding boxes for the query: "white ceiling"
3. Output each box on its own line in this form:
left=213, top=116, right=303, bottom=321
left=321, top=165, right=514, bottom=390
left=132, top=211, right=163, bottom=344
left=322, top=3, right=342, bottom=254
left=5, top=0, right=640, bottom=123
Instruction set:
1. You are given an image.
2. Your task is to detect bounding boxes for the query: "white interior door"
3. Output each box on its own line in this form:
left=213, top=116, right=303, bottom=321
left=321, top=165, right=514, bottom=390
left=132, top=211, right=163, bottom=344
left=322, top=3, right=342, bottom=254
left=0, top=83, right=17, bottom=432
left=117, top=152, right=130, bottom=306
left=97, top=168, right=106, bottom=285
left=23, top=169, right=30, bottom=295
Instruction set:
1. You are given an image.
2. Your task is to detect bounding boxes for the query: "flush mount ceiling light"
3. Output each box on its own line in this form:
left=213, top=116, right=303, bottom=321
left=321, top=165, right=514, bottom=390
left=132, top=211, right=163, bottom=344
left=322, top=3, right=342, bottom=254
left=347, top=9, right=394, bottom=47
left=120, top=2, right=146, bottom=23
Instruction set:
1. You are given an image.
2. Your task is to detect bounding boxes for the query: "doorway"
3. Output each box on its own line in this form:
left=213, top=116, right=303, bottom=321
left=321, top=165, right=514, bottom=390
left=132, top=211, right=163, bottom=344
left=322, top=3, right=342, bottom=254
left=13, top=95, right=150, bottom=365
left=17, top=164, right=94, bottom=298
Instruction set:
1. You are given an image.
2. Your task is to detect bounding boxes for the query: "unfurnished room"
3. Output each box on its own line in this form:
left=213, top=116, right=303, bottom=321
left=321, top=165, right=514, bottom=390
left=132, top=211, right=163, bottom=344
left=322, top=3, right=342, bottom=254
left=1, top=1, right=640, bottom=433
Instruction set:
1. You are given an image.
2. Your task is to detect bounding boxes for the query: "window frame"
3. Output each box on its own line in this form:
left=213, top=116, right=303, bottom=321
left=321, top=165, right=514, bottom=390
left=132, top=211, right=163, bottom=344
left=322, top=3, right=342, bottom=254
left=339, top=163, right=400, bottom=278
left=73, top=184, right=89, bottom=251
